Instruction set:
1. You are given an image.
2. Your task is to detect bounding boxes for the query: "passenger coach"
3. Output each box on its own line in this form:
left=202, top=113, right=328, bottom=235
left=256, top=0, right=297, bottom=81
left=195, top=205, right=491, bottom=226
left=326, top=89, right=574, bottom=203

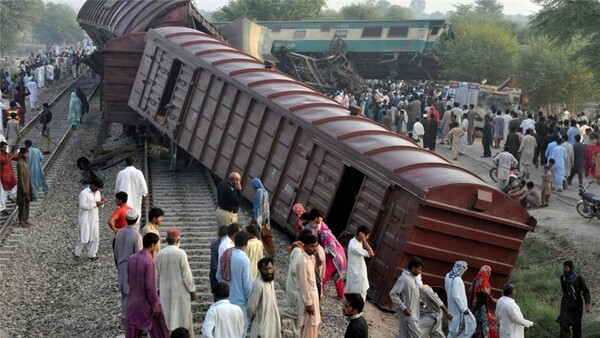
left=128, top=27, right=536, bottom=309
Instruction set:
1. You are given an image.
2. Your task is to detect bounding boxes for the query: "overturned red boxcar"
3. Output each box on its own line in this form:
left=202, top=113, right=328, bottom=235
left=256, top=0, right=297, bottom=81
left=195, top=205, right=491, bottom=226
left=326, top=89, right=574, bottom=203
left=127, top=27, right=537, bottom=309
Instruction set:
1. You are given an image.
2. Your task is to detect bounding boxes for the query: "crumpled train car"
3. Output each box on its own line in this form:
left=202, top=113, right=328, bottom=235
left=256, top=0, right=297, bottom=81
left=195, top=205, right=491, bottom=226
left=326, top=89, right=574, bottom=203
left=128, top=27, right=537, bottom=309
left=77, top=0, right=223, bottom=127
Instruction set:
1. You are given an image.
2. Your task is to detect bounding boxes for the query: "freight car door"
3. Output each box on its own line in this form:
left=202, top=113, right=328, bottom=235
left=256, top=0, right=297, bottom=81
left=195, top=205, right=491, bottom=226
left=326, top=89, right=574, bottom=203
left=270, top=128, right=313, bottom=229
left=368, top=187, right=419, bottom=308
left=303, top=147, right=344, bottom=218
left=344, top=178, right=390, bottom=236
left=130, top=45, right=173, bottom=121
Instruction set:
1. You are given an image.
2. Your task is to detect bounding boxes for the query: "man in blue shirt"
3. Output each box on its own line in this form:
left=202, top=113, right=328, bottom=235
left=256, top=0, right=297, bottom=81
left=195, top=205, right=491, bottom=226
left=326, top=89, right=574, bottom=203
left=219, top=231, right=252, bottom=337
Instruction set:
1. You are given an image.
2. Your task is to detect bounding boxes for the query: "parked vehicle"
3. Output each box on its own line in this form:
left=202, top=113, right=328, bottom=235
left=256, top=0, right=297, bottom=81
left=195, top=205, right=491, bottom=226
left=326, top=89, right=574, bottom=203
left=576, top=181, right=600, bottom=220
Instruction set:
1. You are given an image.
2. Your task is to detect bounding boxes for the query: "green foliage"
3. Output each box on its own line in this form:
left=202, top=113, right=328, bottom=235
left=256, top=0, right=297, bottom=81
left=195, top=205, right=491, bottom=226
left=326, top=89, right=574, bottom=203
left=409, top=0, right=426, bottom=17
left=0, top=0, right=44, bottom=52
left=474, top=0, right=504, bottom=18
left=339, top=0, right=382, bottom=20
left=510, top=233, right=600, bottom=337
left=438, top=20, right=519, bottom=84
left=318, top=9, right=342, bottom=20
left=385, top=5, right=415, bottom=20
left=33, top=2, right=84, bottom=48
left=530, top=0, right=600, bottom=80
left=213, top=0, right=326, bottom=21
left=516, top=37, right=600, bottom=112
left=337, top=0, right=413, bottom=20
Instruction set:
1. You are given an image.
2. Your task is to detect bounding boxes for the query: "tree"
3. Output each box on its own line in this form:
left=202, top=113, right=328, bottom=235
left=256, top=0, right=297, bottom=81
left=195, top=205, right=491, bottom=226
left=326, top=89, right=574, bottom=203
left=517, top=37, right=599, bottom=112
left=213, top=0, right=326, bottom=21
left=0, top=0, right=44, bottom=52
left=33, top=2, right=84, bottom=49
left=530, top=0, right=600, bottom=80
left=410, top=0, right=426, bottom=18
left=438, top=21, right=519, bottom=84
left=318, top=8, right=342, bottom=20
left=385, top=5, right=415, bottom=20
left=339, top=0, right=382, bottom=20
left=474, top=0, right=504, bottom=17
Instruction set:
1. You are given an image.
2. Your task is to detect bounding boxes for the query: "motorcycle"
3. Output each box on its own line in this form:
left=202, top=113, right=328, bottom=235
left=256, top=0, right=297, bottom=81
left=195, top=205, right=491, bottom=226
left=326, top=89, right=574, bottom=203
left=576, top=181, right=600, bottom=220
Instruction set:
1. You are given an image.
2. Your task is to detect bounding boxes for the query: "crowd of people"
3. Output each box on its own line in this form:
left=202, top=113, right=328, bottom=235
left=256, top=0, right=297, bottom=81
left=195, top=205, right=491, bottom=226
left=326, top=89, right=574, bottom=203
left=390, top=258, right=590, bottom=338
left=329, top=80, right=600, bottom=212
left=209, top=172, right=373, bottom=337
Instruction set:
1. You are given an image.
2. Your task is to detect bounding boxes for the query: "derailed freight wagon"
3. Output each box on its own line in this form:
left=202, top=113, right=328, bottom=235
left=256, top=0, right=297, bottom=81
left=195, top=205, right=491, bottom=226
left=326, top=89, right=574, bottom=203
left=77, top=0, right=222, bottom=126
left=128, top=27, right=537, bottom=309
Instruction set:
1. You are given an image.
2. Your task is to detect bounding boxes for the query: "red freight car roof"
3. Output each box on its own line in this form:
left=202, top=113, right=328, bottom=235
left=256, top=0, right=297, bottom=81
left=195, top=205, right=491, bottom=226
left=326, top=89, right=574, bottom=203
left=151, top=27, right=530, bottom=220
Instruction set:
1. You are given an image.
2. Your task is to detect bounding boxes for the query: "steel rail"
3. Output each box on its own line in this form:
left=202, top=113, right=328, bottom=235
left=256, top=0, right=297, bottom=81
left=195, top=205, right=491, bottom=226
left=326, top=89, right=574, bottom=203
left=20, top=75, right=84, bottom=136
left=0, top=78, right=100, bottom=242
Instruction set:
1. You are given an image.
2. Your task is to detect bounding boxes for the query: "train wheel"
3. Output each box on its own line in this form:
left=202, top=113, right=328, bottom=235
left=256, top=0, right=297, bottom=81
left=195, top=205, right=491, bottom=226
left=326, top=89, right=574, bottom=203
left=576, top=202, right=594, bottom=219
left=489, top=167, right=498, bottom=182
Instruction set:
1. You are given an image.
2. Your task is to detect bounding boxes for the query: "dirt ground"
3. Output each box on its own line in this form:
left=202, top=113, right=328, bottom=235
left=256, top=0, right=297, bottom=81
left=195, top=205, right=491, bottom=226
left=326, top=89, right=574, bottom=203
left=361, top=138, right=600, bottom=337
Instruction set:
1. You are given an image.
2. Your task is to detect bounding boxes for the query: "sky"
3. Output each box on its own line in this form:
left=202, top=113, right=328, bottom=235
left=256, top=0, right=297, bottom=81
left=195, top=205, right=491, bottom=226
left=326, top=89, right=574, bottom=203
left=56, top=0, right=541, bottom=16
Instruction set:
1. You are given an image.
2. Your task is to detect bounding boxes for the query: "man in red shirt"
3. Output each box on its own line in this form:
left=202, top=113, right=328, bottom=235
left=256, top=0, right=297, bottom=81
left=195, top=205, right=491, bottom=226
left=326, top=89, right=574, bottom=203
left=109, top=192, right=131, bottom=262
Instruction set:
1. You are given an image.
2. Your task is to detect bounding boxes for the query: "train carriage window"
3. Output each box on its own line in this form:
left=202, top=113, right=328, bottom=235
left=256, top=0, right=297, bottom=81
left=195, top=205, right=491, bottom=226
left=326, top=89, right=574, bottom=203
left=321, top=23, right=331, bottom=32
left=157, top=59, right=182, bottom=120
left=335, top=30, right=348, bottom=39
left=293, top=30, right=306, bottom=40
left=271, top=24, right=281, bottom=33
left=362, top=25, right=383, bottom=38
left=431, top=26, right=441, bottom=35
left=388, top=25, right=410, bottom=38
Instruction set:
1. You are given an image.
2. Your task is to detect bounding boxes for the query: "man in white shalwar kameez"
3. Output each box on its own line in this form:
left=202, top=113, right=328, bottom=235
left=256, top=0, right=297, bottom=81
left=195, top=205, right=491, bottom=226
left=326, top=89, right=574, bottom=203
left=459, top=114, right=469, bottom=155
left=493, top=146, right=518, bottom=190
left=280, top=231, right=308, bottom=338
left=390, top=257, right=423, bottom=338
left=445, top=261, right=476, bottom=338
left=155, top=228, right=196, bottom=336
left=25, top=80, right=40, bottom=112
left=496, top=284, right=538, bottom=338
left=74, top=179, right=104, bottom=259
left=115, top=156, right=148, bottom=226
left=345, top=226, right=374, bottom=301
left=247, top=257, right=282, bottom=338
left=35, top=65, right=45, bottom=88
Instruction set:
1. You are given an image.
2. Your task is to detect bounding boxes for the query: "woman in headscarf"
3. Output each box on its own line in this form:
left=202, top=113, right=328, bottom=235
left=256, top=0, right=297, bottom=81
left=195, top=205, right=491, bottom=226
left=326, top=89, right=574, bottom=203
left=445, top=260, right=476, bottom=338
left=68, top=92, right=82, bottom=129
left=251, top=178, right=274, bottom=256
left=468, top=265, right=498, bottom=338
left=292, top=203, right=306, bottom=235
left=305, top=209, right=347, bottom=299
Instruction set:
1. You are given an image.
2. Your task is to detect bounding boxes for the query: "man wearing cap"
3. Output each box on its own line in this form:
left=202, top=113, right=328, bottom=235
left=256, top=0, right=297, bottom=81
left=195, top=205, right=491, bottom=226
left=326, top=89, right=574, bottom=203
left=74, top=179, right=105, bottom=260
left=155, top=228, right=196, bottom=336
left=114, top=209, right=142, bottom=321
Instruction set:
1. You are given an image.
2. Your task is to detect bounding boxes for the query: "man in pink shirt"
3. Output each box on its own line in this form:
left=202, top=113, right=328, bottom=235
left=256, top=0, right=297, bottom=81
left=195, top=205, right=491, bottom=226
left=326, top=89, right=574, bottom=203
left=125, top=232, right=168, bottom=338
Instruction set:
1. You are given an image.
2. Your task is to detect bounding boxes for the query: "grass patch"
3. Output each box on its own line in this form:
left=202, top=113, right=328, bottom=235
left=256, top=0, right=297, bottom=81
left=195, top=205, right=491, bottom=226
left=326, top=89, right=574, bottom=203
left=511, top=233, right=600, bottom=337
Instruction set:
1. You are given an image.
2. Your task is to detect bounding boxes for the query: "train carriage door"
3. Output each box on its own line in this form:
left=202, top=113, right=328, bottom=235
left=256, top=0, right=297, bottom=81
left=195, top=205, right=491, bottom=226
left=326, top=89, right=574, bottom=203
left=129, top=45, right=171, bottom=120
left=326, top=165, right=365, bottom=236
left=368, top=187, right=418, bottom=306
left=344, top=177, right=389, bottom=236
left=305, top=148, right=344, bottom=220
left=271, top=128, right=313, bottom=229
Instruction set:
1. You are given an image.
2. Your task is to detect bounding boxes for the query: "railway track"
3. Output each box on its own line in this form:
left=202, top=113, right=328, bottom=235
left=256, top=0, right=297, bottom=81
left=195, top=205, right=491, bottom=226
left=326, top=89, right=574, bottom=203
left=145, top=154, right=288, bottom=336
left=0, top=76, right=100, bottom=248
